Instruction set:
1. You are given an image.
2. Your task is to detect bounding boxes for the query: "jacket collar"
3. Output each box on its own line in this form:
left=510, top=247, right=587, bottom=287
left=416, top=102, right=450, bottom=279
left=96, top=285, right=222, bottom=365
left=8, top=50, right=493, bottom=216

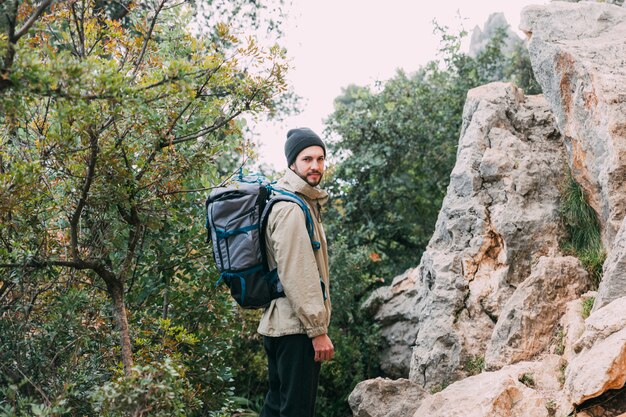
left=278, top=168, right=329, bottom=206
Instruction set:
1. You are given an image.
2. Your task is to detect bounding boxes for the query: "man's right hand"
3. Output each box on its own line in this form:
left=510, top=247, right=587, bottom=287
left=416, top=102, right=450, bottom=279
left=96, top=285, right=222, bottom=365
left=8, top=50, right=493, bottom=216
left=312, top=334, right=334, bottom=362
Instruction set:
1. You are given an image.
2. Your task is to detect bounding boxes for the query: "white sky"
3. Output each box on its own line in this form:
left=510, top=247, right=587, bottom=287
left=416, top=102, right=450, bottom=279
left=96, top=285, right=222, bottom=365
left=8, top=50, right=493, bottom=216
left=249, top=0, right=548, bottom=169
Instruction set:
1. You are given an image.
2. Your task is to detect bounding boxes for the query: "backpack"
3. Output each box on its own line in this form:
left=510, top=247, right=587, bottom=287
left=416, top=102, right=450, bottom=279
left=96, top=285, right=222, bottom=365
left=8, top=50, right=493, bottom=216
left=206, top=174, right=320, bottom=309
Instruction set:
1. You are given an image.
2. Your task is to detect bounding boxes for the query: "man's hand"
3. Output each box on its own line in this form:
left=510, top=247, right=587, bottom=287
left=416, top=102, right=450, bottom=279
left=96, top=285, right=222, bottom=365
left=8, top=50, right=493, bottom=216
left=312, top=334, right=334, bottom=362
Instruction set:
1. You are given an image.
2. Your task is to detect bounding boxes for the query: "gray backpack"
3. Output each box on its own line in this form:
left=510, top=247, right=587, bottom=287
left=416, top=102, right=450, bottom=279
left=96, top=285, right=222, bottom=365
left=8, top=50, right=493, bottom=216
left=206, top=175, right=319, bottom=309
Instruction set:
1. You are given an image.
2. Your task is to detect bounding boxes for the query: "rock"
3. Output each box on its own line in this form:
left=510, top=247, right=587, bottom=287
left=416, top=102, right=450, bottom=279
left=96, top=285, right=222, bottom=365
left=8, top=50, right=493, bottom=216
left=363, top=268, right=421, bottom=377
left=520, top=2, right=626, bottom=246
left=413, top=356, right=567, bottom=417
left=573, top=295, right=626, bottom=353
left=559, top=292, right=597, bottom=363
left=565, top=296, right=626, bottom=405
left=469, top=13, right=522, bottom=58
left=369, top=83, right=567, bottom=388
left=595, top=217, right=626, bottom=309
left=348, top=377, right=429, bottom=417
left=485, top=256, right=590, bottom=369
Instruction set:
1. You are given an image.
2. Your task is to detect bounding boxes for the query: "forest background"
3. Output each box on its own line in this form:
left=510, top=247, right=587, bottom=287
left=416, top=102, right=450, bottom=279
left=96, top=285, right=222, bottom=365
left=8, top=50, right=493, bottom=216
left=0, top=1, right=539, bottom=416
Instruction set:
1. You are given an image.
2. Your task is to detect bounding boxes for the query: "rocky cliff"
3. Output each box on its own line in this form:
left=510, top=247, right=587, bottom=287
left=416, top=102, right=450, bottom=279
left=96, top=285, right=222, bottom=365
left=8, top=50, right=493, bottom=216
left=468, top=13, right=522, bottom=58
left=350, top=2, right=626, bottom=417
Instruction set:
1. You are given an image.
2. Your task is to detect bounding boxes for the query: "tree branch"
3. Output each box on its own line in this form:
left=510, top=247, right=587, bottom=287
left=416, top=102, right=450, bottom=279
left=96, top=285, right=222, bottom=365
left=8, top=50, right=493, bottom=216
left=131, top=0, right=166, bottom=78
left=69, top=132, right=99, bottom=261
left=0, top=281, right=15, bottom=304
left=133, top=65, right=224, bottom=183
left=169, top=107, right=243, bottom=146
left=118, top=206, right=144, bottom=283
left=11, top=0, right=53, bottom=42
left=13, top=364, right=51, bottom=405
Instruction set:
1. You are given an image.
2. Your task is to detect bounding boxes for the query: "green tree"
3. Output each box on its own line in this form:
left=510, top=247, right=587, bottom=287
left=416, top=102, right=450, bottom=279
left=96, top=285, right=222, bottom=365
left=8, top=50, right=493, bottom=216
left=0, top=0, right=288, bottom=414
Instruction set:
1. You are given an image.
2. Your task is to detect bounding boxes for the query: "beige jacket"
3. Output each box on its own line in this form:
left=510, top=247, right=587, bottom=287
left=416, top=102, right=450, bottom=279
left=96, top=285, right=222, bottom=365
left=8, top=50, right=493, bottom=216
left=257, top=169, right=331, bottom=338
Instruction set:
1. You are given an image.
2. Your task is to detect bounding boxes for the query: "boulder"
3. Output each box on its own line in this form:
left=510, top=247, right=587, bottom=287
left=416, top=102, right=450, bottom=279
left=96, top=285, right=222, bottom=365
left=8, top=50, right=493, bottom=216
left=572, top=385, right=626, bottom=416
left=485, top=256, right=590, bottom=369
left=363, top=268, right=420, bottom=377
left=565, top=296, right=626, bottom=405
left=348, top=377, right=429, bottom=417
left=520, top=2, right=626, bottom=246
left=559, top=292, right=596, bottom=363
left=413, top=356, right=567, bottom=417
left=595, top=217, right=626, bottom=309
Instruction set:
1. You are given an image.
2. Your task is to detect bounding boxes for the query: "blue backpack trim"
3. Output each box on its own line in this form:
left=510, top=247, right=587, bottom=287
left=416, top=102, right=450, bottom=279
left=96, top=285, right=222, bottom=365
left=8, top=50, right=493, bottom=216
left=215, top=224, right=259, bottom=239
left=269, top=187, right=321, bottom=250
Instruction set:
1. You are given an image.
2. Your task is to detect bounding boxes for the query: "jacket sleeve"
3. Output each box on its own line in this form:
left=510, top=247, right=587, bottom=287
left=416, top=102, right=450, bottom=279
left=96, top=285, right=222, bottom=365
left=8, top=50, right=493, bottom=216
left=267, top=202, right=327, bottom=338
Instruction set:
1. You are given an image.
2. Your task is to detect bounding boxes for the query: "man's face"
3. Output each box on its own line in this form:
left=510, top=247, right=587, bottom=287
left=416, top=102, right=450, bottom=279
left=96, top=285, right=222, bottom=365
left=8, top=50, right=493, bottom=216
left=290, top=145, right=325, bottom=187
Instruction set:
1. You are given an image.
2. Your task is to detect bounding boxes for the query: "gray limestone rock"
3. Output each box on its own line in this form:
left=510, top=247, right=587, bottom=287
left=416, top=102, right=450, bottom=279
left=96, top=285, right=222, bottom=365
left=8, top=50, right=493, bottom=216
left=595, top=217, right=626, bottom=309
left=366, top=83, right=568, bottom=388
left=520, top=2, right=626, bottom=247
left=348, top=377, right=429, bottom=417
left=468, top=13, right=523, bottom=58
left=363, top=268, right=421, bottom=377
left=484, top=256, right=590, bottom=370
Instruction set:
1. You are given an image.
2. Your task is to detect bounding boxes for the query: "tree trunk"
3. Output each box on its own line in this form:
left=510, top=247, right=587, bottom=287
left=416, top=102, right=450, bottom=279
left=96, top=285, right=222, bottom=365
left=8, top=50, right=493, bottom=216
left=107, top=280, right=134, bottom=375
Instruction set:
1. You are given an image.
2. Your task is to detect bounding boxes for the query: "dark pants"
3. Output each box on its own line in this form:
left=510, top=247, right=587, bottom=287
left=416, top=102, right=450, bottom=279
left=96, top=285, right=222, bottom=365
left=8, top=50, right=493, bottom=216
left=260, top=334, right=321, bottom=417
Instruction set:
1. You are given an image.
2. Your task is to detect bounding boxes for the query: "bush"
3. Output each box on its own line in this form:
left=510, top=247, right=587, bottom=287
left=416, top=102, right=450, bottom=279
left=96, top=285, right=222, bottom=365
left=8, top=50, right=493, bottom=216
left=91, top=357, right=199, bottom=417
left=315, top=239, right=383, bottom=417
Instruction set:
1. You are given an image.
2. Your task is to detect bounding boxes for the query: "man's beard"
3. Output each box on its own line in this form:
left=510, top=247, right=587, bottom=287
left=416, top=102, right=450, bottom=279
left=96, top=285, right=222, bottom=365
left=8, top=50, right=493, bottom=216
left=293, top=167, right=323, bottom=186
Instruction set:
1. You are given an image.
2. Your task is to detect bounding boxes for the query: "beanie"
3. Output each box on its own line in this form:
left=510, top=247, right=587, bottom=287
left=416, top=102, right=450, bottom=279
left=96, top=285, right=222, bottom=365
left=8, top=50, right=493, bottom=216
left=284, top=127, right=326, bottom=166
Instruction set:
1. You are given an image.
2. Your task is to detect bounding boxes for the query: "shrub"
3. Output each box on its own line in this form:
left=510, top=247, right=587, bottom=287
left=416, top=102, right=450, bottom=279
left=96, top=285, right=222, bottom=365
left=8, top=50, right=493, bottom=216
left=518, top=373, right=535, bottom=388
left=91, top=357, right=200, bottom=417
left=465, top=355, right=485, bottom=376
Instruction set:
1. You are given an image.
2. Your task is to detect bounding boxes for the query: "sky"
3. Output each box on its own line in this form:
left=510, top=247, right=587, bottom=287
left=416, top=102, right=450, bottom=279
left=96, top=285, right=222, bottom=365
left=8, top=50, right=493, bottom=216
left=249, top=0, right=548, bottom=169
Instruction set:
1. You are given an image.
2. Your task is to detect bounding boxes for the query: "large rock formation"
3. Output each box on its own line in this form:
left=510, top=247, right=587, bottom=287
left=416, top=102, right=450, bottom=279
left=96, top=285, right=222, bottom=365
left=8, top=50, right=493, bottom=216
left=520, top=2, right=626, bottom=248
left=468, top=13, right=522, bottom=58
left=350, top=2, right=626, bottom=416
left=413, top=355, right=566, bottom=417
left=365, top=82, right=568, bottom=386
left=484, top=256, right=589, bottom=369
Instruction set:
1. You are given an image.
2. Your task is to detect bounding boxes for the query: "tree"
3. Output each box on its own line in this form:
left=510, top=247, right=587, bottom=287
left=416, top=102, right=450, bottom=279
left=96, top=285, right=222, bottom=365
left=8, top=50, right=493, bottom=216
left=0, top=0, right=287, bottom=382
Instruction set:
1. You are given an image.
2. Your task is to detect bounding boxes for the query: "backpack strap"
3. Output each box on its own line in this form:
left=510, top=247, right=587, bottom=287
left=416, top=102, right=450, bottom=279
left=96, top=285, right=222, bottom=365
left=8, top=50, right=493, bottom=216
left=261, top=187, right=321, bottom=251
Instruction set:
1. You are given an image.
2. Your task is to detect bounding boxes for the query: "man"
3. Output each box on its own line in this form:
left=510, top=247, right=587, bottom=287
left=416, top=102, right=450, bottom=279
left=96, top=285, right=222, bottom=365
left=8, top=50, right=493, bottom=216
left=258, top=127, right=334, bottom=417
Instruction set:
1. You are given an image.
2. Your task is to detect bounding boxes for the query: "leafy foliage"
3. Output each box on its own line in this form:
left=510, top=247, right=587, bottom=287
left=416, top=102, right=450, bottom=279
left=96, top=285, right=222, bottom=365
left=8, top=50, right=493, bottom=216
left=464, top=355, right=485, bottom=376
left=0, top=0, right=288, bottom=414
left=316, top=239, right=383, bottom=417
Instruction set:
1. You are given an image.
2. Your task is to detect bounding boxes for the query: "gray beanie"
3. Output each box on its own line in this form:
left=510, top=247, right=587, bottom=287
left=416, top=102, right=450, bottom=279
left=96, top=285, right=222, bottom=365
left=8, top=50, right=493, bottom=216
left=284, top=127, right=326, bottom=166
